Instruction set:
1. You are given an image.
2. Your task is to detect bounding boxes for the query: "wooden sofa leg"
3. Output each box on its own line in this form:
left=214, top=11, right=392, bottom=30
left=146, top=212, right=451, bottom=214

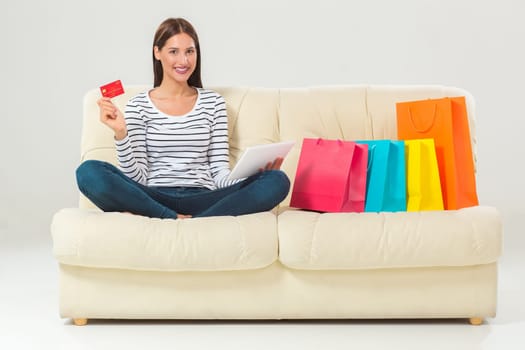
left=469, top=317, right=483, bottom=325
left=73, top=318, right=88, bottom=326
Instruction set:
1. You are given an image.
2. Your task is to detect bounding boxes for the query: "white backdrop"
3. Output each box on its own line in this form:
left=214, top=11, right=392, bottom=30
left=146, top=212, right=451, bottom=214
left=2, top=0, right=524, bottom=255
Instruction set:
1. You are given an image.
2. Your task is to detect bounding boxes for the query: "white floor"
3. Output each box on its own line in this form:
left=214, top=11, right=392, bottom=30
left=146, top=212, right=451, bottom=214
left=1, top=233, right=524, bottom=350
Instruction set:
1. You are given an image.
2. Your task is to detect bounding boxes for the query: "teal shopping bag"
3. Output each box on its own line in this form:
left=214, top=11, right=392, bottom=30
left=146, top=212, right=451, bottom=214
left=356, top=140, right=406, bottom=212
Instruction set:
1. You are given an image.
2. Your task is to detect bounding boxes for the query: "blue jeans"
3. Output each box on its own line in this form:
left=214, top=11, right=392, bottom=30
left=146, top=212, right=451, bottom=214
left=76, top=160, right=290, bottom=219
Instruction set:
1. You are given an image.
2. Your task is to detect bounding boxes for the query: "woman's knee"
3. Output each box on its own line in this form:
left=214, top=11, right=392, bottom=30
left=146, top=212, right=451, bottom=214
left=76, top=160, right=113, bottom=192
left=265, top=170, right=291, bottom=200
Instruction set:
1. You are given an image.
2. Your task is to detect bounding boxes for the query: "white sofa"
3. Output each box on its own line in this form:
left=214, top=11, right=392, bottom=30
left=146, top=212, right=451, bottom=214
left=51, top=85, right=502, bottom=326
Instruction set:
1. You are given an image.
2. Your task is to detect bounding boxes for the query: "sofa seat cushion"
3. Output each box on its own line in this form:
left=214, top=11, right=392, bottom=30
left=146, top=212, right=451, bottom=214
left=52, top=208, right=278, bottom=272
left=278, top=206, right=502, bottom=270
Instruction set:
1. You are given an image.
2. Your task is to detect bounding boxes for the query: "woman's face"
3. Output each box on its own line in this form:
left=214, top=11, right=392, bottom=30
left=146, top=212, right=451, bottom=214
left=154, top=32, right=197, bottom=85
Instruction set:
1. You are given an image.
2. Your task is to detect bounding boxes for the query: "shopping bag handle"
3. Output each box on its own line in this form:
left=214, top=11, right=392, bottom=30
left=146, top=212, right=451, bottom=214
left=408, top=104, right=437, bottom=133
left=367, top=144, right=375, bottom=171
left=316, top=138, right=344, bottom=146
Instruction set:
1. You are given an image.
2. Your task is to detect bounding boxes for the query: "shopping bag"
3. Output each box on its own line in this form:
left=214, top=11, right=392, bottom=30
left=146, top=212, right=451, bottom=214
left=396, top=96, right=478, bottom=209
left=357, top=140, right=406, bottom=212
left=404, top=139, right=444, bottom=211
left=290, top=138, right=368, bottom=212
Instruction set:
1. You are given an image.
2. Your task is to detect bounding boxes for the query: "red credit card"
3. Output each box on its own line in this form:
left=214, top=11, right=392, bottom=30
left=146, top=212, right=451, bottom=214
left=100, top=80, right=124, bottom=98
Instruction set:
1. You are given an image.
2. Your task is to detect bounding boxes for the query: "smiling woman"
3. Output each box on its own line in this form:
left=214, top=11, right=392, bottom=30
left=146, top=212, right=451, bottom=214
left=74, top=17, right=290, bottom=220
left=152, top=18, right=202, bottom=89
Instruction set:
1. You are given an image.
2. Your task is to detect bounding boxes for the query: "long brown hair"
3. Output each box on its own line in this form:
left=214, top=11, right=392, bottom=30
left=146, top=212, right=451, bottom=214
left=152, top=18, right=202, bottom=88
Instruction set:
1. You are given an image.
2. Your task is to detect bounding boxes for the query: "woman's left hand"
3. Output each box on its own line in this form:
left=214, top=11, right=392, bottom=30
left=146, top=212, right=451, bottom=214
left=260, top=157, right=284, bottom=172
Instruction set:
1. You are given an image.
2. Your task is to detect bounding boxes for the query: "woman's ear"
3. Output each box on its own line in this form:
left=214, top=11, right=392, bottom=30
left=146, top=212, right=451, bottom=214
left=153, top=46, right=161, bottom=61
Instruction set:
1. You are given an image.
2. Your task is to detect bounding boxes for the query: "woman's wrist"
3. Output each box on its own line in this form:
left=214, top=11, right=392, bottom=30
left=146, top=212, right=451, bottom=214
left=114, top=130, right=127, bottom=141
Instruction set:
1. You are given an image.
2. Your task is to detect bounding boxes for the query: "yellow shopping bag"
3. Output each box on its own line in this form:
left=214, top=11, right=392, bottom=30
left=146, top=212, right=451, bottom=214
left=405, top=139, right=444, bottom=211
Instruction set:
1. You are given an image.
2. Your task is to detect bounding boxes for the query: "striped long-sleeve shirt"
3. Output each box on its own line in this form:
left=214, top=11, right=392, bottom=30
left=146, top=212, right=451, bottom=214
left=114, top=88, right=239, bottom=190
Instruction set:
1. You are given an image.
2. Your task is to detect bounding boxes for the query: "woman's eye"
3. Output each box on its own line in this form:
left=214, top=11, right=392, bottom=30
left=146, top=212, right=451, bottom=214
left=169, top=50, right=178, bottom=54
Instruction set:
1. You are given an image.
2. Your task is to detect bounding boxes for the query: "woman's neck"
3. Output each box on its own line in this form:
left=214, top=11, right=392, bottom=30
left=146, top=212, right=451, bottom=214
left=156, top=80, right=195, bottom=98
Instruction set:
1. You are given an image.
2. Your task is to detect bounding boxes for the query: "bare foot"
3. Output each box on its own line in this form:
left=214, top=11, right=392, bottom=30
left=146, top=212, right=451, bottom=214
left=121, top=212, right=191, bottom=219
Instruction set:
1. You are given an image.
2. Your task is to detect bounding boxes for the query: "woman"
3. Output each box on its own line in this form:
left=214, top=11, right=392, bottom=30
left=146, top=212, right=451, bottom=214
left=76, top=18, right=290, bottom=219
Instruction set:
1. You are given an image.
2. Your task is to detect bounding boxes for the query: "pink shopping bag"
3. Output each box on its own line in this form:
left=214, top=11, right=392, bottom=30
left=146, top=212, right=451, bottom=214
left=290, top=138, right=368, bottom=212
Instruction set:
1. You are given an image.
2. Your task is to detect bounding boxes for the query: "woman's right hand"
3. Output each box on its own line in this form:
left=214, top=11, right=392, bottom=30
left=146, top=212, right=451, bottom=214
left=97, top=97, right=127, bottom=140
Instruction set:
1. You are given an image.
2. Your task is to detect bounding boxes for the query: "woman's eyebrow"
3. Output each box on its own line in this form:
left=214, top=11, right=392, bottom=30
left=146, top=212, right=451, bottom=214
left=167, top=46, right=195, bottom=50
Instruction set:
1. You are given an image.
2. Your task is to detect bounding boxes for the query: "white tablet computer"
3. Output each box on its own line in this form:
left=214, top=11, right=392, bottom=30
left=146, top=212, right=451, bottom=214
left=228, top=141, right=295, bottom=180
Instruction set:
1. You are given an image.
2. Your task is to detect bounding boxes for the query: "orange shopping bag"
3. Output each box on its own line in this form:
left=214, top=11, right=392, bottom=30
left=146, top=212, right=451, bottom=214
left=396, top=97, right=478, bottom=210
